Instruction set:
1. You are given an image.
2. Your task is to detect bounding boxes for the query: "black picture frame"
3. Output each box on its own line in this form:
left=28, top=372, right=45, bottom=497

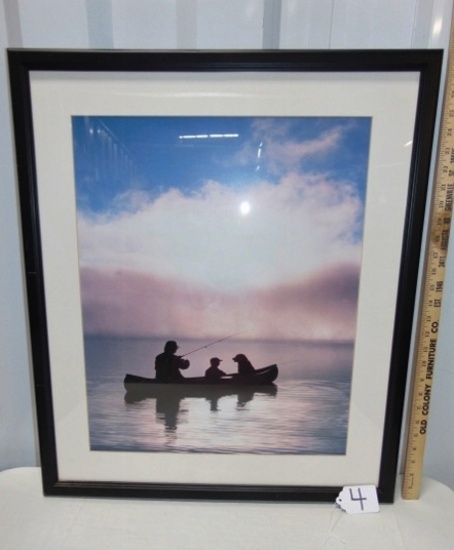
left=7, top=48, right=442, bottom=503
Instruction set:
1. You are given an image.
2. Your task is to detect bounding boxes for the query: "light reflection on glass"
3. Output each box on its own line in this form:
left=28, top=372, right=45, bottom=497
left=239, top=201, right=251, bottom=215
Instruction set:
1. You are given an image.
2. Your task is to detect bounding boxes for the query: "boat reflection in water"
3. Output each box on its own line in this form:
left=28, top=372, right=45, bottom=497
left=125, top=384, right=278, bottom=432
left=124, top=365, right=278, bottom=432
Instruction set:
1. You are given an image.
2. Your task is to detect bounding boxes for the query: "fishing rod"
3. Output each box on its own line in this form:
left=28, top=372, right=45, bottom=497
left=180, top=331, right=246, bottom=358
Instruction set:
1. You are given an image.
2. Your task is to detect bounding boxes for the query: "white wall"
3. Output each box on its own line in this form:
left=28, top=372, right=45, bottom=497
left=1, top=0, right=453, bottom=489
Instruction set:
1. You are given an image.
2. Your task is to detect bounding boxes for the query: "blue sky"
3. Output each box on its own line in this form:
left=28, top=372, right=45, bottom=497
left=72, top=115, right=371, bottom=342
left=72, top=115, right=371, bottom=213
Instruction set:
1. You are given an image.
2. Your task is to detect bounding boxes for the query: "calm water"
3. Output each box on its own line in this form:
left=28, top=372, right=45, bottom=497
left=85, top=337, right=352, bottom=455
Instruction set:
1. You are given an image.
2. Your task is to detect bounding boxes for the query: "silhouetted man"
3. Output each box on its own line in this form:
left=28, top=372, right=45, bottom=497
left=155, top=341, right=190, bottom=382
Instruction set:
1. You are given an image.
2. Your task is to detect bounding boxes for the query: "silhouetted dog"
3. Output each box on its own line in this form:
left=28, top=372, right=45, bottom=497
left=232, top=354, right=256, bottom=378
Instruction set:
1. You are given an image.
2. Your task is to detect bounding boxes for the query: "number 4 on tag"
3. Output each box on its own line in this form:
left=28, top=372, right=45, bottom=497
left=336, top=485, right=380, bottom=514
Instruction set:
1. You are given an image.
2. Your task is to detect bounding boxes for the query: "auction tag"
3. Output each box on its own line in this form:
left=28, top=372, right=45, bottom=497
left=336, top=485, right=380, bottom=514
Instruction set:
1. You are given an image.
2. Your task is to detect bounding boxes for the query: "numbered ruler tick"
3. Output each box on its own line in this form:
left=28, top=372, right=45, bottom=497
left=402, top=30, right=454, bottom=499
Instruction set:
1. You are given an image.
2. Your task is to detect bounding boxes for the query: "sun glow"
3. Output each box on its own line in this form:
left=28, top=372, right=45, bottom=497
left=239, top=201, right=251, bottom=215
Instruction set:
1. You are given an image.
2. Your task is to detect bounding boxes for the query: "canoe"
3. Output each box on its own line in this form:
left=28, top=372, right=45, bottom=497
left=124, top=364, right=278, bottom=391
left=124, top=365, right=278, bottom=403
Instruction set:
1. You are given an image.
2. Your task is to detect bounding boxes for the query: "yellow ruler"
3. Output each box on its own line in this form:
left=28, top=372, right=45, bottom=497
left=402, top=28, right=454, bottom=499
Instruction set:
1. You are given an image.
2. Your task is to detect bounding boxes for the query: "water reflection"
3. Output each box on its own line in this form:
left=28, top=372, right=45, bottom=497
left=85, top=338, right=352, bottom=454
left=125, top=384, right=278, bottom=433
left=156, top=394, right=180, bottom=431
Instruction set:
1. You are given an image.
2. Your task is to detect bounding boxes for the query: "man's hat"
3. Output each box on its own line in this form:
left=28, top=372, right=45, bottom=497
left=210, top=357, right=222, bottom=364
left=165, top=340, right=179, bottom=351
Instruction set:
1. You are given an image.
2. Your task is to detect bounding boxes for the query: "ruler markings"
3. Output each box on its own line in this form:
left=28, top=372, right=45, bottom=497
left=402, top=23, right=454, bottom=499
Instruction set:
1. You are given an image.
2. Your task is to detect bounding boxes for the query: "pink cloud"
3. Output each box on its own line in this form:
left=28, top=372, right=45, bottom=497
left=80, top=262, right=360, bottom=342
left=251, top=264, right=360, bottom=340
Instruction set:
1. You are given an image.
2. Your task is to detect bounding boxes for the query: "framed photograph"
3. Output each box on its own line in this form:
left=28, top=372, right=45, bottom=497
left=8, top=49, right=442, bottom=502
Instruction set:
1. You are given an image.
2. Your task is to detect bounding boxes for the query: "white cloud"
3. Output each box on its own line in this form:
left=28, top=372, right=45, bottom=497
left=266, top=127, right=343, bottom=169
left=229, top=121, right=345, bottom=175
left=77, top=173, right=363, bottom=292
